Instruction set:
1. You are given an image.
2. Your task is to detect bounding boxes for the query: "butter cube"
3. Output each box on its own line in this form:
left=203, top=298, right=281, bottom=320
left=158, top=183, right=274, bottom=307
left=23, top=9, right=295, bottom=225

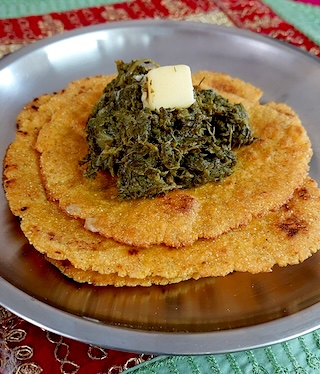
left=145, top=65, right=195, bottom=110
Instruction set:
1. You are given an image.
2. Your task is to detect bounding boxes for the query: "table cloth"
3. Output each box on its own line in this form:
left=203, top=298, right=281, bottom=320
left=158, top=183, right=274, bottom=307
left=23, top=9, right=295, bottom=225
left=1, top=1, right=320, bottom=373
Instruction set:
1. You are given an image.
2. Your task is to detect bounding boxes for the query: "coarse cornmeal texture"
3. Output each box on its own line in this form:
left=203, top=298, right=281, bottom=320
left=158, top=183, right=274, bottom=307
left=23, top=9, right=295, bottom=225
left=3, top=88, right=320, bottom=287
left=34, top=74, right=312, bottom=247
left=45, top=173, right=320, bottom=288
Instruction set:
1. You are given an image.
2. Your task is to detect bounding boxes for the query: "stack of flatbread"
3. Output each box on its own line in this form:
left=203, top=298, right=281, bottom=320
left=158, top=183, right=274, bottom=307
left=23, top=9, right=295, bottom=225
left=3, top=70, right=320, bottom=287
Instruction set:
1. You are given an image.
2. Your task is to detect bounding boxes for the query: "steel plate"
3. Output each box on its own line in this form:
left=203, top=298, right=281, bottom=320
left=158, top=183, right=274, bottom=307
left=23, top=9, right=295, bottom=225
left=1, top=20, right=320, bottom=355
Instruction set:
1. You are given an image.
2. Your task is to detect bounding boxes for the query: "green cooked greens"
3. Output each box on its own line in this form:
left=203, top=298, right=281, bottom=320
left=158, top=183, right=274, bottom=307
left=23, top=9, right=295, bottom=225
left=82, top=60, right=255, bottom=200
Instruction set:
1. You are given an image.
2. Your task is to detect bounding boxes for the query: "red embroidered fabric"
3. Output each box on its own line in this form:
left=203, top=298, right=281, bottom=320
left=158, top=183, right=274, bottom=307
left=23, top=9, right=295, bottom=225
left=1, top=306, right=152, bottom=373
left=0, top=0, right=319, bottom=59
left=1, top=1, right=320, bottom=373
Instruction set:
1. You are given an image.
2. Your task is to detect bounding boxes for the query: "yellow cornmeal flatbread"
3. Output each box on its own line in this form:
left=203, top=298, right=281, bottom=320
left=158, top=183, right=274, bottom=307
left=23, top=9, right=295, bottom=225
left=35, top=75, right=312, bottom=247
left=46, top=258, right=188, bottom=287
left=3, top=96, right=320, bottom=286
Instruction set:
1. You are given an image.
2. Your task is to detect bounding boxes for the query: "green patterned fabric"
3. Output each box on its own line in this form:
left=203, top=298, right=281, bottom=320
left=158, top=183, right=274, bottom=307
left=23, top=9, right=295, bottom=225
left=261, top=0, right=320, bottom=45
left=126, top=330, right=320, bottom=373
left=0, top=0, right=124, bottom=19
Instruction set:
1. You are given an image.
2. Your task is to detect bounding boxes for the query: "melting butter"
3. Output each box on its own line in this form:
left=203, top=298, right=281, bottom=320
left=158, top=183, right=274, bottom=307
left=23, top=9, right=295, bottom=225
left=143, top=65, right=195, bottom=110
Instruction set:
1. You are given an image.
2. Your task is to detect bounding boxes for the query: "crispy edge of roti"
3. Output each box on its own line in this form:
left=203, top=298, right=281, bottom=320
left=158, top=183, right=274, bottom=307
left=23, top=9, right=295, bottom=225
left=35, top=75, right=312, bottom=247
left=46, top=257, right=193, bottom=287
left=3, top=94, right=320, bottom=285
left=2, top=94, right=54, bottom=216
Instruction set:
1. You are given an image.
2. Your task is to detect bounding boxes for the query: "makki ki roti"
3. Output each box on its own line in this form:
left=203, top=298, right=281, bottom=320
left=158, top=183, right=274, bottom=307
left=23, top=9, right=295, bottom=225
left=46, top=258, right=188, bottom=287
left=46, top=171, right=320, bottom=288
left=3, top=93, right=320, bottom=287
left=35, top=75, right=312, bottom=248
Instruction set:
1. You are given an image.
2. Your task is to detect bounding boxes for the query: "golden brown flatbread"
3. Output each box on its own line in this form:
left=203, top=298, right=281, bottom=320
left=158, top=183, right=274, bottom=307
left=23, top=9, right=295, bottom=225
left=3, top=93, right=320, bottom=286
left=46, top=258, right=187, bottom=287
left=35, top=75, right=312, bottom=247
left=46, top=171, right=320, bottom=287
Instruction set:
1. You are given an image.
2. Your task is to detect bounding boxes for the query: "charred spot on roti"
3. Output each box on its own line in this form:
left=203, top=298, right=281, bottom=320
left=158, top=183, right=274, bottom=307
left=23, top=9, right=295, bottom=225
left=162, top=193, right=198, bottom=215
left=128, top=248, right=139, bottom=256
left=278, top=216, right=308, bottom=238
left=297, top=186, right=310, bottom=200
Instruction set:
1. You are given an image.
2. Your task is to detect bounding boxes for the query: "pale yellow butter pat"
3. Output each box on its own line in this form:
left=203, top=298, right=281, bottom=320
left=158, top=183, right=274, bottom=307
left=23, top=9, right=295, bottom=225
left=144, top=65, right=195, bottom=110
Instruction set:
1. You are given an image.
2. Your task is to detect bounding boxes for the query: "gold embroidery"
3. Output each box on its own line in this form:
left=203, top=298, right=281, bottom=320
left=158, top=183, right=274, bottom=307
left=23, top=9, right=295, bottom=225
left=308, top=46, right=320, bottom=56
left=46, top=332, right=80, bottom=374
left=216, top=0, right=277, bottom=27
left=88, top=345, right=108, bottom=360
left=183, top=10, right=234, bottom=26
left=134, top=1, right=149, bottom=16
left=105, top=353, right=154, bottom=373
left=0, top=306, right=43, bottom=373
left=6, top=329, right=27, bottom=343
left=161, top=0, right=191, bottom=18
left=0, top=43, right=21, bottom=60
left=123, top=356, right=144, bottom=370
left=239, top=2, right=268, bottom=18
left=54, top=341, right=70, bottom=362
left=139, top=353, right=153, bottom=362
left=15, top=362, right=43, bottom=374
left=82, top=9, right=99, bottom=24
left=268, top=29, right=304, bottom=45
left=61, top=360, right=80, bottom=374
left=101, top=7, right=130, bottom=22
left=65, top=11, right=83, bottom=29
left=46, top=331, right=63, bottom=345
left=38, top=15, right=65, bottom=37
left=242, top=15, right=282, bottom=31
left=17, top=18, right=37, bottom=40
left=13, top=345, right=34, bottom=361
left=1, top=20, right=17, bottom=41
left=107, top=365, right=123, bottom=374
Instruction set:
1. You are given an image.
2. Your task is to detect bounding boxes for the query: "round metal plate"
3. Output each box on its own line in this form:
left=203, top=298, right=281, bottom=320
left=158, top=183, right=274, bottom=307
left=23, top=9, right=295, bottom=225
left=1, top=20, right=320, bottom=355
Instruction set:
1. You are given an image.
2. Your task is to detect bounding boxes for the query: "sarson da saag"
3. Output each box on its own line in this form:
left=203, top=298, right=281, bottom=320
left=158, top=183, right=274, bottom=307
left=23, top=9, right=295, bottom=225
left=81, top=59, right=256, bottom=200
